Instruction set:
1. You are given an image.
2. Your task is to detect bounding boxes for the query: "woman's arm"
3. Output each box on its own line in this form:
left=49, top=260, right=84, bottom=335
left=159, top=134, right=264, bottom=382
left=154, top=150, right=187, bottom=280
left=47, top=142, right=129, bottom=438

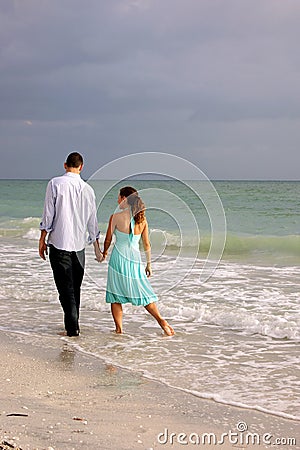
left=141, top=220, right=152, bottom=277
left=102, top=215, right=115, bottom=259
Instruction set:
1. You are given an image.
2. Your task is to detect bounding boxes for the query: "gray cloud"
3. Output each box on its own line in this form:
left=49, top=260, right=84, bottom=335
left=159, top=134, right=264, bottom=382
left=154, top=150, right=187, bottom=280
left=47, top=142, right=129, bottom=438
left=0, top=0, right=300, bottom=179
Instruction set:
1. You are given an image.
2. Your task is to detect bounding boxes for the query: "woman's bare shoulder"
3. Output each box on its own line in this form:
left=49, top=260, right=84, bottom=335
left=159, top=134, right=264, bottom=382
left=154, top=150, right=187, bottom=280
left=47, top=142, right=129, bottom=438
left=109, top=211, right=125, bottom=227
left=111, top=210, right=125, bottom=220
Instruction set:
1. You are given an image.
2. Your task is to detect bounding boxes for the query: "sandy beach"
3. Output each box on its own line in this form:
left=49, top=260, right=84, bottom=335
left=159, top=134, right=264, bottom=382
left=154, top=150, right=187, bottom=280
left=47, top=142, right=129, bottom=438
left=0, top=330, right=298, bottom=450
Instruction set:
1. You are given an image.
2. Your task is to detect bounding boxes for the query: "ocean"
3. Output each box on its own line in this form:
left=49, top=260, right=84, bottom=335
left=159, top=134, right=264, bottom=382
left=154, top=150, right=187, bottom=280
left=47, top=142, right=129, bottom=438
left=0, top=179, right=299, bottom=421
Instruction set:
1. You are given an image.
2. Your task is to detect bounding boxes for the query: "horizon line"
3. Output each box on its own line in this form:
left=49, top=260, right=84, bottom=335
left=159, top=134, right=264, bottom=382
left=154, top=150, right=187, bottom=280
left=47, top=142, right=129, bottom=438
left=1, top=178, right=300, bottom=182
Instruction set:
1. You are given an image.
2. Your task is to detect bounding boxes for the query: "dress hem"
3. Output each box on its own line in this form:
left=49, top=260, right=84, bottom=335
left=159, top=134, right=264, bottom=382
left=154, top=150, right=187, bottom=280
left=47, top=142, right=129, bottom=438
left=106, top=292, right=158, bottom=306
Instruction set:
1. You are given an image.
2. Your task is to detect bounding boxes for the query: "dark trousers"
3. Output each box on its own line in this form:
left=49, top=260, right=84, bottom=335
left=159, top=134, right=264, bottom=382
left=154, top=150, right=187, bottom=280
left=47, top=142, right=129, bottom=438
left=49, top=245, right=85, bottom=336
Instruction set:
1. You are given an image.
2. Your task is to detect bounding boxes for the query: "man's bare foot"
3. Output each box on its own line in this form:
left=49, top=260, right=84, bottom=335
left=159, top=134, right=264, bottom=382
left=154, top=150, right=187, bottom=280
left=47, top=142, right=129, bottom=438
left=57, top=331, right=67, bottom=336
left=58, top=330, right=80, bottom=337
left=160, top=319, right=175, bottom=336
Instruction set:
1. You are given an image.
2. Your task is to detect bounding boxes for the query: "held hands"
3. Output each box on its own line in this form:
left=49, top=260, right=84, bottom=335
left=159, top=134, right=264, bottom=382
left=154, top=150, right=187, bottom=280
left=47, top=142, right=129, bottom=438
left=94, top=243, right=104, bottom=262
left=93, top=241, right=107, bottom=263
left=145, top=262, right=152, bottom=278
left=98, top=252, right=106, bottom=263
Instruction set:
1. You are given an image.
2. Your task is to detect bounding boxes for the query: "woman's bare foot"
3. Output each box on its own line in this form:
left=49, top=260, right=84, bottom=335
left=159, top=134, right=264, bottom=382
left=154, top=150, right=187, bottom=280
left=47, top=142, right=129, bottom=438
left=160, top=319, right=175, bottom=336
left=114, top=328, right=123, bottom=334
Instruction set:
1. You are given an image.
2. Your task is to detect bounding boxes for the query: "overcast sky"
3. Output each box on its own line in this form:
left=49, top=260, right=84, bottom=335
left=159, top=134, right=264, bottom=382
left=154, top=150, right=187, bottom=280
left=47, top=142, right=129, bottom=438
left=1, top=0, right=300, bottom=179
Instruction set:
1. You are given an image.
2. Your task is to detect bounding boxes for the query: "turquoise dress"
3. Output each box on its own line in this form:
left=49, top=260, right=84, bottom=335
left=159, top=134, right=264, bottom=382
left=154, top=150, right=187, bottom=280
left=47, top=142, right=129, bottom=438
left=106, top=217, right=158, bottom=306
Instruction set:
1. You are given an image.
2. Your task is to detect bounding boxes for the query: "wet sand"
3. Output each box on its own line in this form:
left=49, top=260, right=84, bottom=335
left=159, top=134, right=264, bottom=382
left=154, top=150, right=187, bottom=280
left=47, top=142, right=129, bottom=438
left=0, top=330, right=298, bottom=450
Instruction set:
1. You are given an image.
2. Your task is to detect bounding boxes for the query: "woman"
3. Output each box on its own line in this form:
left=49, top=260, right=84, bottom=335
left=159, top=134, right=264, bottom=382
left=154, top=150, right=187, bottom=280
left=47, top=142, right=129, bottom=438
left=102, top=186, right=174, bottom=336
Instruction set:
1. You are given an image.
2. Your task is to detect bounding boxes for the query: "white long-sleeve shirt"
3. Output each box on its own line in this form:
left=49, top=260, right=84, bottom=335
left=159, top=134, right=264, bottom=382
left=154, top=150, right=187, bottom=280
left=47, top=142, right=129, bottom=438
left=40, top=172, right=100, bottom=251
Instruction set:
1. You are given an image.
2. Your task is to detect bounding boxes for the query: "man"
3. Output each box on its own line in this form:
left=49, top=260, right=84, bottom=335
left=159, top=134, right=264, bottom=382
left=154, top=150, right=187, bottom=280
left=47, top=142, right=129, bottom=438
left=39, top=152, right=101, bottom=336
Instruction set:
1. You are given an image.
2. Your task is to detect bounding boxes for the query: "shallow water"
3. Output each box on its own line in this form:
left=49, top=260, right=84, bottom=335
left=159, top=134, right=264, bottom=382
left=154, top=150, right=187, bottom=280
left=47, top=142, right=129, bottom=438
left=0, top=238, right=299, bottom=420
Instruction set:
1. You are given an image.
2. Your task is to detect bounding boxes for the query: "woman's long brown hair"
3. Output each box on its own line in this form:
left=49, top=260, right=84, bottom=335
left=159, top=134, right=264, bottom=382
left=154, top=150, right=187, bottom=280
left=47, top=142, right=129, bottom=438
left=119, top=186, right=145, bottom=224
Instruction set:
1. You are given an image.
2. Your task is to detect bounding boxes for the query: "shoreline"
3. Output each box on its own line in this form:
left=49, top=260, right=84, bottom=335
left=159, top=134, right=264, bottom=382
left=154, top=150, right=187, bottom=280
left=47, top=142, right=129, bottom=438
left=0, top=330, right=299, bottom=450
left=60, top=331, right=300, bottom=423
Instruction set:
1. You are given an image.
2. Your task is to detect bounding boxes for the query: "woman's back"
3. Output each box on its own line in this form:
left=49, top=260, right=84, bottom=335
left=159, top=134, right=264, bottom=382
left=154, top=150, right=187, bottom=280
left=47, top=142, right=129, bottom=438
left=113, top=210, right=145, bottom=236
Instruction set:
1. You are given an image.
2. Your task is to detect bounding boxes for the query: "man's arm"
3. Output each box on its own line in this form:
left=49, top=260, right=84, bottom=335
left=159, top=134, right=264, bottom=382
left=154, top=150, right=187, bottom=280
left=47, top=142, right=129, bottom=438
left=85, top=187, right=101, bottom=260
left=39, top=180, right=55, bottom=260
left=93, top=238, right=103, bottom=262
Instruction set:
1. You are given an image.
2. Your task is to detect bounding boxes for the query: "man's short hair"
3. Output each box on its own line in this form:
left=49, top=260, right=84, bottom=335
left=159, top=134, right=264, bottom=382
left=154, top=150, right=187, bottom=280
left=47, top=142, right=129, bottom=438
left=66, top=152, right=84, bottom=168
